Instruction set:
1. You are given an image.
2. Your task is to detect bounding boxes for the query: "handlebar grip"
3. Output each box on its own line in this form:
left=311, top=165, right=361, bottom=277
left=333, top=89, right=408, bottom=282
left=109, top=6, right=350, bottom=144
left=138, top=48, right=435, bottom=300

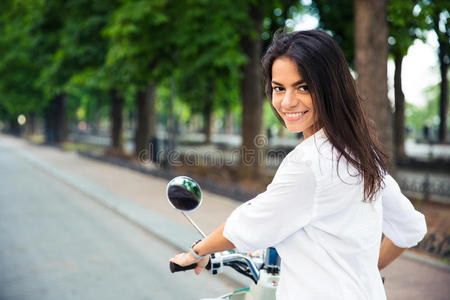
left=170, top=262, right=197, bottom=273
left=169, top=260, right=212, bottom=273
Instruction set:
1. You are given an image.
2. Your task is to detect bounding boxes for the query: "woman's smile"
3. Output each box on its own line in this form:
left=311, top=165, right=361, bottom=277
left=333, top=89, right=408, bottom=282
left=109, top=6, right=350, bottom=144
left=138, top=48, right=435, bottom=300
left=283, top=110, right=309, bottom=121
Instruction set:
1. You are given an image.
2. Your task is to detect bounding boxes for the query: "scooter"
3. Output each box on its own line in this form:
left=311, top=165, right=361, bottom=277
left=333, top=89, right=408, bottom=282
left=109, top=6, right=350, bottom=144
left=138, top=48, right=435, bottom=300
left=167, top=176, right=280, bottom=300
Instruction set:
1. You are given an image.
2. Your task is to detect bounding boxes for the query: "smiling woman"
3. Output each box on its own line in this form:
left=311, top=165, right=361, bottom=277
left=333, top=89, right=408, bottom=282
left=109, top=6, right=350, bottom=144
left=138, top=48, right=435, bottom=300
left=170, top=30, right=427, bottom=300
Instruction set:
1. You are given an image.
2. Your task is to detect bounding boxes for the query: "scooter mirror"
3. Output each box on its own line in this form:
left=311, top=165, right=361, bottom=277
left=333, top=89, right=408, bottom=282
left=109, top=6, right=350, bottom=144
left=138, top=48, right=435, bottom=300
left=166, top=176, right=202, bottom=212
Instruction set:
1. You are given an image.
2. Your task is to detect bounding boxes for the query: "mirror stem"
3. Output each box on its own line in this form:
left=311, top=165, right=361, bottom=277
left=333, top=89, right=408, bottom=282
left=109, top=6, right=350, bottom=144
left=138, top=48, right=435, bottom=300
left=182, top=212, right=206, bottom=238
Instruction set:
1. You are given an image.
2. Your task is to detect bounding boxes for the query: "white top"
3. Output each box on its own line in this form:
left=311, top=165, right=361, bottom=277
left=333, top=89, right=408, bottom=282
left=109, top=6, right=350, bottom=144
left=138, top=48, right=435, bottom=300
left=223, top=128, right=427, bottom=300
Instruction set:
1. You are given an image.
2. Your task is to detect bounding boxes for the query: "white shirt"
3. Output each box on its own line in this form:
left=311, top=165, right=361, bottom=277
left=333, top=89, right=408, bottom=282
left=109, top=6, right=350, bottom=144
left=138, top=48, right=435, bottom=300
left=223, top=128, right=427, bottom=300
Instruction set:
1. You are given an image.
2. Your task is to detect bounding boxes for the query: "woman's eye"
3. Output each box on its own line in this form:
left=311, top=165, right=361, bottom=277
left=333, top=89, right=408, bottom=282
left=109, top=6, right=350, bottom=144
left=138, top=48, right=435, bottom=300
left=298, top=85, right=309, bottom=92
left=272, top=86, right=284, bottom=92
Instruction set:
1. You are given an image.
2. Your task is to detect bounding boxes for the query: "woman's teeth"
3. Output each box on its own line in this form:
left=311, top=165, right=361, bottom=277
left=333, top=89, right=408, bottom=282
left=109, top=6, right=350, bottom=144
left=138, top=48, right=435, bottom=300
left=285, top=111, right=308, bottom=117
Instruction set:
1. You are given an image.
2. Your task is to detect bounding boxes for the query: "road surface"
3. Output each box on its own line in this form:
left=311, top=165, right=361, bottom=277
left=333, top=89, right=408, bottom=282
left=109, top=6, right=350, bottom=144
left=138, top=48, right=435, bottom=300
left=0, top=141, right=239, bottom=300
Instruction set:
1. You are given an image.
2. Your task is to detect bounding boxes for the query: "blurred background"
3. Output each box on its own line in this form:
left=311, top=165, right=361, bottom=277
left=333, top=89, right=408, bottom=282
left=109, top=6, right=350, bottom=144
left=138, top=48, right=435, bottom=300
left=0, top=0, right=448, bottom=299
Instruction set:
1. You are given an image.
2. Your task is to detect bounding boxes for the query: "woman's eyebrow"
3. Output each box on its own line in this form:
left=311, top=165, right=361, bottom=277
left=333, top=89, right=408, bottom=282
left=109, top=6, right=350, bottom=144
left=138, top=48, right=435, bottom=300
left=271, top=80, right=305, bottom=86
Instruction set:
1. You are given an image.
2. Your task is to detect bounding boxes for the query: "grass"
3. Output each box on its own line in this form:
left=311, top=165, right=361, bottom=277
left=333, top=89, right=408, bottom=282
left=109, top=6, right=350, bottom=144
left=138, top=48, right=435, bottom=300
left=25, top=134, right=107, bottom=153
left=27, top=134, right=45, bottom=144
left=60, top=141, right=107, bottom=153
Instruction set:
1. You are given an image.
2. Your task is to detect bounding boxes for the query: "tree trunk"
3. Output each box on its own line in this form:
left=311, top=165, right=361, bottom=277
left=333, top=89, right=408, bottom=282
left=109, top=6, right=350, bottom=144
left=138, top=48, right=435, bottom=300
left=354, top=0, right=393, bottom=166
left=53, top=94, right=67, bottom=143
left=393, top=54, right=406, bottom=160
left=134, top=89, right=147, bottom=157
left=25, top=112, right=37, bottom=136
left=8, top=119, right=20, bottom=136
left=166, top=77, right=176, bottom=159
left=110, top=89, right=124, bottom=153
left=438, top=38, right=448, bottom=143
left=44, top=104, right=55, bottom=143
left=203, top=98, right=213, bottom=144
left=91, top=99, right=101, bottom=135
left=239, top=3, right=264, bottom=179
left=44, top=94, right=67, bottom=143
left=225, top=110, right=234, bottom=134
left=134, top=83, right=156, bottom=158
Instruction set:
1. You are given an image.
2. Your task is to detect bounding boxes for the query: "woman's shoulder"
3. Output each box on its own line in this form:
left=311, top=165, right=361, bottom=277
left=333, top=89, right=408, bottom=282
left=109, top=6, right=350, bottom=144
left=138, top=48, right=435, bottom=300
left=291, top=130, right=360, bottom=183
left=291, top=128, right=333, bottom=162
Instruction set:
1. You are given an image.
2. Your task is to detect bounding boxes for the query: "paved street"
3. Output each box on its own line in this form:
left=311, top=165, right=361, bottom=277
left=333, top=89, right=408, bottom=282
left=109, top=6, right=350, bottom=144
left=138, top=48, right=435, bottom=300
left=0, top=134, right=449, bottom=300
left=0, top=140, right=239, bottom=300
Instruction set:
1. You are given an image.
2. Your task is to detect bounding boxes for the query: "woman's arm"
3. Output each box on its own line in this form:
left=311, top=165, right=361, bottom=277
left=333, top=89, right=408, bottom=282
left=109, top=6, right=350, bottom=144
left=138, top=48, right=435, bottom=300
left=169, top=223, right=235, bottom=275
left=378, top=236, right=407, bottom=271
left=381, top=174, right=427, bottom=249
left=194, top=222, right=235, bottom=256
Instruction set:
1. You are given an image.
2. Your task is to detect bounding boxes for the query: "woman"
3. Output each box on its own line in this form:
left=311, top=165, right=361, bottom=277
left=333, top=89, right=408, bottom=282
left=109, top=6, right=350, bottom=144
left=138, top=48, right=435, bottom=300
left=170, top=30, right=427, bottom=299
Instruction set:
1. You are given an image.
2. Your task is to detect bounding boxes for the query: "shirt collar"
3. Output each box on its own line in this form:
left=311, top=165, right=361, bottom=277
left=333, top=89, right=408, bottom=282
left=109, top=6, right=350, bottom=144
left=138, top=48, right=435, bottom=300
left=296, top=127, right=328, bottom=148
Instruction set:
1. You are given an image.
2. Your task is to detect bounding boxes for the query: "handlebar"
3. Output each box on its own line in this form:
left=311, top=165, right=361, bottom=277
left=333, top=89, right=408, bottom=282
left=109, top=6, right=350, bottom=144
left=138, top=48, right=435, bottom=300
left=170, top=248, right=279, bottom=283
left=168, top=252, right=259, bottom=282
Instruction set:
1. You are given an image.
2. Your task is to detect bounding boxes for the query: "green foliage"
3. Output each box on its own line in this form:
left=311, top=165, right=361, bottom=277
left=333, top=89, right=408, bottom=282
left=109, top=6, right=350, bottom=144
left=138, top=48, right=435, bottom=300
left=0, top=0, right=309, bottom=134
left=175, top=0, right=247, bottom=114
left=405, top=81, right=450, bottom=132
left=65, top=70, right=109, bottom=122
left=388, top=1, right=427, bottom=57
left=38, top=0, right=116, bottom=96
left=306, top=0, right=354, bottom=65
left=0, top=0, right=116, bottom=121
left=0, top=0, right=47, bottom=116
left=263, top=99, right=282, bottom=129
left=417, top=0, right=449, bottom=65
left=418, top=0, right=449, bottom=35
left=310, top=0, right=429, bottom=64
left=103, top=0, right=175, bottom=89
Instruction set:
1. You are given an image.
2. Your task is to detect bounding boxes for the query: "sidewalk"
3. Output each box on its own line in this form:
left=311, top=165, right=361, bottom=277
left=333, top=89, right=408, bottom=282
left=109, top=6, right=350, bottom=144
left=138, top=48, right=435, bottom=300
left=2, top=134, right=449, bottom=299
left=69, top=131, right=450, bottom=160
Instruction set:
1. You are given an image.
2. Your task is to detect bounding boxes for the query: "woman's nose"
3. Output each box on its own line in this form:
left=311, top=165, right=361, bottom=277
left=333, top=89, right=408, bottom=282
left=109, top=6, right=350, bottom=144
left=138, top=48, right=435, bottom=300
left=281, top=90, right=298, bottom=109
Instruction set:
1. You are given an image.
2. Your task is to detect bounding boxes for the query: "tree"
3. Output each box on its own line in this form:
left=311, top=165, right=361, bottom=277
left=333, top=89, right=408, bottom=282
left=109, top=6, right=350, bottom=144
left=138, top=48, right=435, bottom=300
left=30, top=0, right=72, bottom=143
left=0, top=0, right=48, bottom=133
left=310, top=0, right=393, bottom=163
left=354, top=0, right=392, bottom=165
left=388, top=1, right=427, bottom=160
left=104, top=0, right=178, bottom=158
left=133, top=83, right=156, bottom=159
left=175, top=0, right=246, bottom=144
left=312, top=0, right=436, bottom=164
left=419, top=0, right=449, bottom=142
left=238, top=1, right=302, bottom=179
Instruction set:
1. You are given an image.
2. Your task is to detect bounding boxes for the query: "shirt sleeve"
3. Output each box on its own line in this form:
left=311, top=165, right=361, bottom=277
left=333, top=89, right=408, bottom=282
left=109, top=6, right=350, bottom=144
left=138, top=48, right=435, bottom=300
left=223, top=155, right=317, bottom=253
left=381, top=173, right=427, bottom=248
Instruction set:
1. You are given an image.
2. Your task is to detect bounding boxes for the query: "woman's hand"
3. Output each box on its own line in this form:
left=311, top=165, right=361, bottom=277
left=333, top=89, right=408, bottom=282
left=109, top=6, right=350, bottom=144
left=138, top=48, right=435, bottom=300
left=169, top=252, right=210, bottom=275
left=169, top=223, right=235, bottom=275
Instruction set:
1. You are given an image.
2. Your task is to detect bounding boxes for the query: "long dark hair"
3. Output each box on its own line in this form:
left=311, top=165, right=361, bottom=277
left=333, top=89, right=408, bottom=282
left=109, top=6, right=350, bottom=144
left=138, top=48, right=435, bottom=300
left=262, top=30, right=388, bottom=202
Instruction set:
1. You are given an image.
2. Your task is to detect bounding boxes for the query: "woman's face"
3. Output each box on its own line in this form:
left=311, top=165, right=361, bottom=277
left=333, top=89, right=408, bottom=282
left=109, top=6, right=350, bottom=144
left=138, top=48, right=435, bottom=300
left=271, top=56, right=318, bottom=139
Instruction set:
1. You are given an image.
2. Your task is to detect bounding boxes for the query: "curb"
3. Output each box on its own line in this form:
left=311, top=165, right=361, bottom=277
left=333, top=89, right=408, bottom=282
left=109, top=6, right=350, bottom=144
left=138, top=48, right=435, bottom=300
left=402, top=251, right=450, bottom=273
left=77, top=150, right=259, bottom=202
